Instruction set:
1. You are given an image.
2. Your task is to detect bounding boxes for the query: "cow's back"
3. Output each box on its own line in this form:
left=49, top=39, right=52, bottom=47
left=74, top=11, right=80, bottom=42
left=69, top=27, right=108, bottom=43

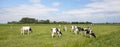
left=22, top=26, right=30, bottom=30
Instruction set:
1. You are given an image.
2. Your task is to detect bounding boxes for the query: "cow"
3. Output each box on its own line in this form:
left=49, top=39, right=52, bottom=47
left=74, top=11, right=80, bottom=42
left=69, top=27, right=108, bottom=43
left=74, top=26, right=84, bottom=34
left=71, top=26, right=84, bottom=34
left=84, top=28, right=96, bottom=38
left=21, top=26, right=32, bottom=35
left=51, top=28, right=62, bottom=38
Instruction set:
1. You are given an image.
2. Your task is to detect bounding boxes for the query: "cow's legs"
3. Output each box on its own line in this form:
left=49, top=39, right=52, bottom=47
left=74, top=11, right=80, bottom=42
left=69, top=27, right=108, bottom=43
left=74, top=30, right=77, bottom=34
left=58, top=32, right=61, bottom=37
left=74, top=29, right=79, bottom=34
left=52, top=33, right=54, bottom=38
left=28, top=30, right=30, bottom=35
left=21, top=30, right=24, bottom=35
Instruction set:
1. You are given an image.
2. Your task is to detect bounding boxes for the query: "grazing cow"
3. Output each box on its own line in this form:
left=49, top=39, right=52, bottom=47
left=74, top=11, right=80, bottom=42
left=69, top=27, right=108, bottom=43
left=21, top=26, right=32, bottom=35
left=74, top=26, right=84, bottom=34
left=83, top=27, right=90, bottom=35
left=51, top=28, right=62, bottom=38
left=63, top=25, right=67, bottom=31
left=84, top=28, right=96, bottom=38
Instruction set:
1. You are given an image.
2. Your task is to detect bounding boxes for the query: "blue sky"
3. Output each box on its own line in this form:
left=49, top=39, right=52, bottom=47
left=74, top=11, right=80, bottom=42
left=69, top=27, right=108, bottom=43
left=0, top=0, right=120, bottom=23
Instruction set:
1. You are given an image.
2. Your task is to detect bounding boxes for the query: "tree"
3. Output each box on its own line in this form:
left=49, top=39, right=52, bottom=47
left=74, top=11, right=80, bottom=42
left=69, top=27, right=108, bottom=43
left=19, top=17, right=37, bottom=24
left=85, top=21, right=92, bottom=24
left=53, top=21, right=57, bottom=24
left=44, top=19, right=50, bottom=24
left=38, top=19, right=50, bottom=24
left=8, top=21, right=19, bottom=24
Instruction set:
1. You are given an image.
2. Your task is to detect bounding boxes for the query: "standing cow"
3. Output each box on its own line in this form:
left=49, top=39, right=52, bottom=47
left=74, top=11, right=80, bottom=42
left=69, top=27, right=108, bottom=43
left=84, top=27, right=96, bottom=38
left=21, top=26, right=32, bottom=35
left=74, top=26, right=84, bottom=34
left=51, top=28, right=62, bottom=38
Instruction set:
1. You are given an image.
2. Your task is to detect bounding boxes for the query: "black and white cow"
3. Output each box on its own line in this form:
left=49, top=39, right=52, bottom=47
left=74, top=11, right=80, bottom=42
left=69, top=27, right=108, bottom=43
left=71, top=26, right=84, bottom=34
left=84, top=28, right=96, bottom=38
left=74, top=26, right=84, bottom=34
left=21, top=26, right=32, bottom=35
left=51, top=28, right=62, bottom=38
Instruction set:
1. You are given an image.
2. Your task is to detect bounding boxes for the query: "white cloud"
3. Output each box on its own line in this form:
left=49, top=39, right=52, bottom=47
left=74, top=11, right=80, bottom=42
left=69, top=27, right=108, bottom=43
left=1, top=4, right=58, bottom=15
left=63, top=0, right=120, bottom=16
left=63, top=8, right=103, bottom=15
left=52, top=2, right=60, bottom=7
left=87, top=0, right=120, bottom=12
left=0, top=0, right=61, bottom=23
left=0, top=3, right=59, bottom=23
left=0, top=0, right=120, bottom=23
left=62, top=0, right=120, bottom=23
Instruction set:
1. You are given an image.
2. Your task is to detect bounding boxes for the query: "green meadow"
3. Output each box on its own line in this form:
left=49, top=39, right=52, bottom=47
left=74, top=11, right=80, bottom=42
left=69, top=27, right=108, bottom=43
left=0, top=24, right=120, bottom=47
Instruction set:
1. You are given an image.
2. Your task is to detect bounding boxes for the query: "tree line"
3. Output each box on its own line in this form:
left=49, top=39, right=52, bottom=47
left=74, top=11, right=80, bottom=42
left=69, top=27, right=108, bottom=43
left=8, top=17, right=92, bottom=24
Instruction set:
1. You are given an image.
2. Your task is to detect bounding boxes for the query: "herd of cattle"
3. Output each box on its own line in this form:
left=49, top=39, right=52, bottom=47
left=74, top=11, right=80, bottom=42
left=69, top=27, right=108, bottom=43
left=21, top=25, right=96, bottom=38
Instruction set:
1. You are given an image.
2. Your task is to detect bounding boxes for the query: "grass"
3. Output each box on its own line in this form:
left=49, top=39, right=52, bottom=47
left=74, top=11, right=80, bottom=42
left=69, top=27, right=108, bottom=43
left=0, top=24, right=120, bottom=47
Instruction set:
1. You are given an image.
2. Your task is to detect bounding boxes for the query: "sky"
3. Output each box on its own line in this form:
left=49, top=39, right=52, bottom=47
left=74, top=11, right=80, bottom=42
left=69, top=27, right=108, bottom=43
left=0, top=0, right=120, bottom=23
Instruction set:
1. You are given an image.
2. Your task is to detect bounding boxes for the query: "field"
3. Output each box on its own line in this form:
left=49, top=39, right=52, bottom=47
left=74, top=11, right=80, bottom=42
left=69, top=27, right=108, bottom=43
left=0, top=24, right=120, bottom=47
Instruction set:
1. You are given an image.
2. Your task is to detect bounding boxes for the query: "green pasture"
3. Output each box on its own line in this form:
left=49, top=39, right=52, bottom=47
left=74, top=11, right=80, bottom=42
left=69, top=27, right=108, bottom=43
left=0, top=24, right=120, bottom=47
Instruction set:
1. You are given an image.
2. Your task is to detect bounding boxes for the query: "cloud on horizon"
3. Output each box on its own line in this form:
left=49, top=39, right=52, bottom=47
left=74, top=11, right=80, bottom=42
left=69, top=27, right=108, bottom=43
left=62, top=0, right=120, bottom=23
left=0, top=0, right=120, bottom=23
